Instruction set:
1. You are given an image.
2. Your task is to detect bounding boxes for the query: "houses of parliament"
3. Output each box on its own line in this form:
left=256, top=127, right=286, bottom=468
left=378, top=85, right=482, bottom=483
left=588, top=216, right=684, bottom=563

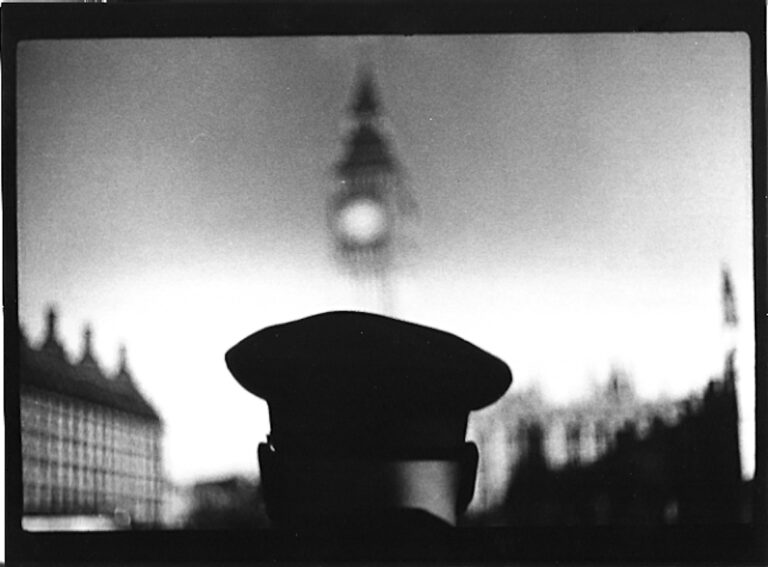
left=468, top=355, right=745, bottom=525
left=19, top=306, right=164, bottom=528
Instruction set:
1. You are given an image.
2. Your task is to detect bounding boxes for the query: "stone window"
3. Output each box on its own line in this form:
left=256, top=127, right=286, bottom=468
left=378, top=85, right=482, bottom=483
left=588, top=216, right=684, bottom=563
left=566, top=422, right=581, bottom=465
left=595, top=420, right=610, bottom=456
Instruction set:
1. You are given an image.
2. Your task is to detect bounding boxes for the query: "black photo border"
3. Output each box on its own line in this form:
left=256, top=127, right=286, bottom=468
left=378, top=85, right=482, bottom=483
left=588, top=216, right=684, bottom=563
left=3, top=0, right=767, bottom=563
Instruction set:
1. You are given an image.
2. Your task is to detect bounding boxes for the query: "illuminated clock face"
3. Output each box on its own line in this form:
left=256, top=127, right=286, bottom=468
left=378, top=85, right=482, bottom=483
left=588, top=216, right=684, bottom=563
left=336, top=198, right=388, bottom=245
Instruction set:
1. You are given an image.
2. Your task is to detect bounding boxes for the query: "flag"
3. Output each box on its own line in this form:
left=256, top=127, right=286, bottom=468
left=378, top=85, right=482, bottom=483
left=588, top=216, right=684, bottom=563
left=722, top=267, right=738, bottom=327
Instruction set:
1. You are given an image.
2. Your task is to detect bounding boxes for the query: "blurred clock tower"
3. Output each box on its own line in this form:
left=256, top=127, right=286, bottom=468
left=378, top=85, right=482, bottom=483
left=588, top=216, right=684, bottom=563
left=328, top=66, right=416, bottom=314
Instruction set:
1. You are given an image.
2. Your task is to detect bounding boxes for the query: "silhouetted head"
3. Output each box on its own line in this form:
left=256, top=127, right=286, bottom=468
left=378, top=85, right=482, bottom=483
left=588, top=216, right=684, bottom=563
left=225, top=311, right=511, bottom=528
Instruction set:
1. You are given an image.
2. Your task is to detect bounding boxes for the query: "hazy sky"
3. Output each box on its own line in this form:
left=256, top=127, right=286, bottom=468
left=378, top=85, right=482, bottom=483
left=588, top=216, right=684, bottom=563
left=17, top=34, right=754, bottom=483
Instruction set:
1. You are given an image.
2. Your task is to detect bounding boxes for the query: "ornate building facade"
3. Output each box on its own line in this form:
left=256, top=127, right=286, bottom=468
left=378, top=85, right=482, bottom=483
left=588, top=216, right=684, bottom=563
left=20, top=307, right=164, bottom=527
left=467, top=359, right=744, bottom=525
left=467, top=369, right=686, bottom=517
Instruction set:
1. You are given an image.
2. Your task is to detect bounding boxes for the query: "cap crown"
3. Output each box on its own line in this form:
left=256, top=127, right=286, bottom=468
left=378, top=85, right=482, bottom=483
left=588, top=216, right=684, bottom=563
left=225, top=311, right=512, bottom=456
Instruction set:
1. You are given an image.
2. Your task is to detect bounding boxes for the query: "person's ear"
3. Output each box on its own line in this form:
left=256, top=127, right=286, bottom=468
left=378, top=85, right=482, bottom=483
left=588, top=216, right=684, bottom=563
left=258, top=443, right=282, bottom=524
left=457, top=441, right=479, bottom=515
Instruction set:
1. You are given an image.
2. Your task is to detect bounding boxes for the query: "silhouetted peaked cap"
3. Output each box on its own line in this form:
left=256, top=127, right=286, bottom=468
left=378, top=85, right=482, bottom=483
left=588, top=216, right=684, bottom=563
left=225, top=311, right=512, bottom=457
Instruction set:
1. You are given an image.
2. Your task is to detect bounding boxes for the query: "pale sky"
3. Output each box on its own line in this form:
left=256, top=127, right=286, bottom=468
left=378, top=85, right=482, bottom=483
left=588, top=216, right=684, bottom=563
left=16, top=34, right=755, bottom=483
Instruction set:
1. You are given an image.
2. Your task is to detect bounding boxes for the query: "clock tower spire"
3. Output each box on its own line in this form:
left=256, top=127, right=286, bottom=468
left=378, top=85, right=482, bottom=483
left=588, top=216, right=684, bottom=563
left=328, top=66, right=417, bottom=314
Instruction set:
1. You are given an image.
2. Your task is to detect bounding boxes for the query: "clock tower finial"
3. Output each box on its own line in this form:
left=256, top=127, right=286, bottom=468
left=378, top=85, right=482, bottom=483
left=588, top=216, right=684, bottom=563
left=349, top=65, right=381, bottom=119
